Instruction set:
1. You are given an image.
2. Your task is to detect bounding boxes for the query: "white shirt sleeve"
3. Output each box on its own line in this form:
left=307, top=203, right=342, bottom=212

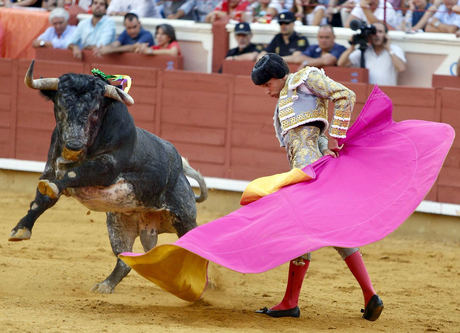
left=350, top=6, right=366, bottom=21
left=348, top=49, right=362, bottom=67
left=390, top=44, right=406, bottom=63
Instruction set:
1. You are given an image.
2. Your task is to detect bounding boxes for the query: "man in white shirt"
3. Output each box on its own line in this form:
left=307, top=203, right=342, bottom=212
left=426, top=0, right=460, bottom=33
left=345, top=0, right=398, bottom=29
left=337, top=22, right=406, bottom=86
left=32, top=8, right=76, bottom=49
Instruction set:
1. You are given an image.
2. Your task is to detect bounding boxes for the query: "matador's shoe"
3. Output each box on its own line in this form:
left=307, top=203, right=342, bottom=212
left=361, top=294, right=384, bottom=321
left=255, top=306, right=300, bottom=318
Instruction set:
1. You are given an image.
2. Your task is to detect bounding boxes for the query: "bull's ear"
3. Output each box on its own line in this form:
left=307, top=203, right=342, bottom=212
left=40, top=89, right=57, bottom=101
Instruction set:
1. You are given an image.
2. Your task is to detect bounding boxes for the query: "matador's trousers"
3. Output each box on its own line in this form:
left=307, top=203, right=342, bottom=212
left=284, top=124, right=358, bottom=262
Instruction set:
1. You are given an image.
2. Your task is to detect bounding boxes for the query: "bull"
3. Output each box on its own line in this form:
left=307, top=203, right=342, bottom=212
left=8, top=61, right=208, bottom=293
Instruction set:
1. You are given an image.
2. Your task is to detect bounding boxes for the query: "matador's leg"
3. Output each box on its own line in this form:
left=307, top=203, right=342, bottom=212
left=335, top=247, right=384, bottom=321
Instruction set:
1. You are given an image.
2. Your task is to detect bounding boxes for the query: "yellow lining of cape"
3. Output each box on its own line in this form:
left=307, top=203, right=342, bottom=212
left=240, top=168, right=313, bottom=205
left=119, top=245, right=208, bottom=302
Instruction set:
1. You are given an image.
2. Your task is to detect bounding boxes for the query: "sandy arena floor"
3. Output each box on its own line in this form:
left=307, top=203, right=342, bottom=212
left=0, top=171, right=459, bottom=332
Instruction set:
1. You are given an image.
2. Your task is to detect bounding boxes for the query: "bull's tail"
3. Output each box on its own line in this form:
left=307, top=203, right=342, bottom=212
left=181, top=157, right=208, bottom=203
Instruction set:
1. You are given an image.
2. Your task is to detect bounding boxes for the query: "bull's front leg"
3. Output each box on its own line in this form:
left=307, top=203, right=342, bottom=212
left=9, top=188, right=59, bottom=241
left=37, top=155, right=119, bottom=199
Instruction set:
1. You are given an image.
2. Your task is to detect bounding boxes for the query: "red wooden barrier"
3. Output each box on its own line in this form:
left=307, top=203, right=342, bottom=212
left=432, top=74, right=460, bottom=89
left=1, top=59, right=459, bottom=204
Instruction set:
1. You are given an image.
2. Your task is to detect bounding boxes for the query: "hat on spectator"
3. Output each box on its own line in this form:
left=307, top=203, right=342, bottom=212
left=235, top=22, right=251, bottom=35
left=277, top=11, right=295, bottom=24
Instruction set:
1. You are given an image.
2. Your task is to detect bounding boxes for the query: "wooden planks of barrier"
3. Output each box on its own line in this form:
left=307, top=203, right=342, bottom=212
left=1, top=59, right=459, bottom=203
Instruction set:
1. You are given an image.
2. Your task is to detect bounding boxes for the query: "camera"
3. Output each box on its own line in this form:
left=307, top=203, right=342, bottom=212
left=349, top=20, right=377, bottom=49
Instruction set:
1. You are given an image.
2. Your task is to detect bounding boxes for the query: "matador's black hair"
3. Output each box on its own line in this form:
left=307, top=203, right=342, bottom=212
left=251, top=53, right=289, bottom=85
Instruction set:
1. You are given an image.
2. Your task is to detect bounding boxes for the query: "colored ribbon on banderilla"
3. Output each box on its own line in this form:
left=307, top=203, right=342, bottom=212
left=91, top=68, right=132, bottom=93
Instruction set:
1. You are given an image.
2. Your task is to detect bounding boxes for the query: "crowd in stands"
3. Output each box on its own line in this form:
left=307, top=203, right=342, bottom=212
left=1, top=0, right=459, bottom=82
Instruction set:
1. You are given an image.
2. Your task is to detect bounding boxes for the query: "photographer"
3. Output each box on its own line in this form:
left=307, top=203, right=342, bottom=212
left=337, top=21, right=406, bottom=86
left=345, top=0, right=398, bottom=30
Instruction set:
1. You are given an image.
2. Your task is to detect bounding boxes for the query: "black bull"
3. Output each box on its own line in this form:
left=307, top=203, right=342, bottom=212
left=9, top=61, right=208, bottom=293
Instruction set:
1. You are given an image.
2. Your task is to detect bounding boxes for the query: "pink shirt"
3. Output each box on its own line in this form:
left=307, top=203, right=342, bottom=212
left=152, top=41, right=181, bottom=56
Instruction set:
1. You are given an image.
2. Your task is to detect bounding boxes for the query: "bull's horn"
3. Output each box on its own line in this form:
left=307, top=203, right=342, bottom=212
left=24, top=60, right=59, bottom=90
left=104, top=85, right=135, bottom=106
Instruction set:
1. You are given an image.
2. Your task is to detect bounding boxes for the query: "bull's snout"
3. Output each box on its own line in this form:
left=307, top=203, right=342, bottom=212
left=62, top=145, right=84, bottom=161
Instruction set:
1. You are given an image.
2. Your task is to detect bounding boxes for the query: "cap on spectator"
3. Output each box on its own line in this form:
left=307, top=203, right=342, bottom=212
left=277, top=11, right=295, bottom=24
left=235, top=22, right=251, bottom=35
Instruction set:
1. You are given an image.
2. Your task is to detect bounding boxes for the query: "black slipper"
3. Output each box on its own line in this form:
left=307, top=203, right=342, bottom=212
left=361, top=294, right=384, bottom=321
left=255, top=306, right=300, bottom=318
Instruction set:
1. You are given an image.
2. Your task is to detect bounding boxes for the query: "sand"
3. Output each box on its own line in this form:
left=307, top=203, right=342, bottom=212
left=0, top=171, right=459, bottom=332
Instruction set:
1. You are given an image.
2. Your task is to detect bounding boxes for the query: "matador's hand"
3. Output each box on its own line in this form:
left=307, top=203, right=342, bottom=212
left=323, top=149, right=339, bottom=158
left=328, top=138, right=344, bottom=155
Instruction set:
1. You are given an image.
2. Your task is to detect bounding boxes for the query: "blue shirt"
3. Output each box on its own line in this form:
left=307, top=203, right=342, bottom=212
left=303, top=43, right=346, bottom=60
left=434, top=4, right=460, bottom=27
left=412, top=3, right=431, bottom=27
left=37, top=25, right=77, bottom=49
left=117, top=27, right=154, bottom=46
left=70, top=15, right=116, bottom=49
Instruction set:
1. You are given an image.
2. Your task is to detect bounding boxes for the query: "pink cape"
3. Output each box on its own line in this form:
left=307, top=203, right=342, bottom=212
left=119, top=87, right=454, bottom=301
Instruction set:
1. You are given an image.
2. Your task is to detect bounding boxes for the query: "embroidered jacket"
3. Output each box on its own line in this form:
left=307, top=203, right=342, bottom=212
left=274, top=67, right=355, bottom=147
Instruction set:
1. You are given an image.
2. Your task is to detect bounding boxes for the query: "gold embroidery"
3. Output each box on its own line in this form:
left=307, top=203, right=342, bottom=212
left=284, top=126, right=322, bottom=169
left=280, top=109, right=327, bottom=131
left=279, top=105, right=295, bottom=120
left=331, top=118, right=351, bottom=128
left=289, top=68, right=309, bottom=89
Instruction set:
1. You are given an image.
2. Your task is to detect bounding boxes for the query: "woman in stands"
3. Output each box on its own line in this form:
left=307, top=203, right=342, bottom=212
left=291, top=0, right=327, bottom=26
left=135, top=24, right=181, bottom=56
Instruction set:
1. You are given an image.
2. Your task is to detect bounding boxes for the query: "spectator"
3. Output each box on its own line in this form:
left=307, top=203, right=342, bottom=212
left=249, top=0, right=282, bottom=22
left=106, top=0, right=161, bottom=18
left=406, top=0, right=433, bottom=31
left=32, top=8, right=76, bottom=49
left=175, top=0, right=221, bottom=22
left=93, top=12, right=154, bottom=56
left=345, top=0, right=399, bottom=30
left=159, top=0, right=193, bottom=20
left=271, top=0, right=294, bottom=12
left=291, top=0, right=327, bottom=26
left=292, top=24, right=346, bottom=68
left=43, top=0, right=65, bottom=10
left=3, top=0, right=44, bottom=8
left=338, top=0, right=360, bottom=27
left=225, top=22, right=263, bottom=61
left=326, top=0, right=351, bottom=27
left=205, top=0, right=251, bottom=23
left=68, top=0, right=115, bottom=59
left=77, top=0, right=91, bottom=11
left=135, top=23, right=181, bottom=56
left=337, top=21, right=406, bottom=85
left=425, top=0, right=460, bottom=33
left=258, top=11, right=309, bottom=63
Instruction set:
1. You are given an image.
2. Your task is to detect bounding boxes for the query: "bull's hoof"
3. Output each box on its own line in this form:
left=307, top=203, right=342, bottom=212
left=9, top=228, right=32, bottom=241
left=91, top=282, right=114, bottom=294
left=37, top=180, right=59, bottom=199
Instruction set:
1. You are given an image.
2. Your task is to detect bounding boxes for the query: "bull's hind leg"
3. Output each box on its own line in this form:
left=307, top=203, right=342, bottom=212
left=91, top=212, right=138, bottom=294
left=9, top=187, right=59, bottom=241
left=169, top=174, right=199, bottom=238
